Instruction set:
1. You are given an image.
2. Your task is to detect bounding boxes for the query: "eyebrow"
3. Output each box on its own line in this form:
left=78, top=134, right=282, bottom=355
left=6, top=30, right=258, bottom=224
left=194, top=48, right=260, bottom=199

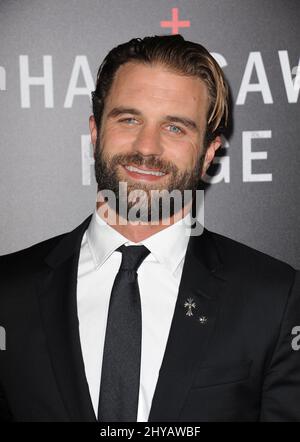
left=106, top=106, right=199, bottom=133
left=165, top=115, right=199, bottom=132
left=106, top=107, right=142, bottom=119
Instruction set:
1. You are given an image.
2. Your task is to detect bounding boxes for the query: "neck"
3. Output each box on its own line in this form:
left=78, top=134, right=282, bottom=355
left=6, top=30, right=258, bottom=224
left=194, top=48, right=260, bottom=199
left=96, top=201, right=192, bottom=243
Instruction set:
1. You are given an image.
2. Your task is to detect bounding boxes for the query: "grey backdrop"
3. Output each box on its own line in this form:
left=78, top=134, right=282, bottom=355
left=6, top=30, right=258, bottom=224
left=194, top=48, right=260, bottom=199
left=0, top=0, right=299, bottom=268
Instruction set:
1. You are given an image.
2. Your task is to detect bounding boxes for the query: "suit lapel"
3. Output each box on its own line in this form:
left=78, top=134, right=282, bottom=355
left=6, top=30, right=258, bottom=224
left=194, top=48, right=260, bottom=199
left=36, top=214, right=226, bottom=422
left=37, top=215, right=97, bottom=421
left=148, top=224, right=226, bottom=421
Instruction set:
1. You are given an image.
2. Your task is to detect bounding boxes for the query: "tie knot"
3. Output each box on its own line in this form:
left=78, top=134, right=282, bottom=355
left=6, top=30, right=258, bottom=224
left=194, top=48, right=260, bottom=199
left=116, top=245, right=150, bottom=272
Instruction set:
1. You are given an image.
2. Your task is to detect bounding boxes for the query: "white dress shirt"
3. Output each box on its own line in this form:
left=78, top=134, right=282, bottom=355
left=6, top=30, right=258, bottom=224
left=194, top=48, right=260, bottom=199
left=77, top=208, right=191, bottom=421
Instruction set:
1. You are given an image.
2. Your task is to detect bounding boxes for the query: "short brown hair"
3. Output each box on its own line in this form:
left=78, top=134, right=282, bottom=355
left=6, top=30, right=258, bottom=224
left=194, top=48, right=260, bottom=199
left=92, top=34, right=228, bottom=143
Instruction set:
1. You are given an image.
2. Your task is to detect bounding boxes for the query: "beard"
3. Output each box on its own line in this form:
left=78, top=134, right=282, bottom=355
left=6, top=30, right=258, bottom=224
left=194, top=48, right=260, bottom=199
left=94, top=136, right=205, bottom=223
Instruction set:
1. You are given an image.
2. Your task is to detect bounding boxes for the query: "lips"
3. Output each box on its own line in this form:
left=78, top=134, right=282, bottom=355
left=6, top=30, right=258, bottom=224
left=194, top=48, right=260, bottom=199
left=122, top=164, right=167, bottom=181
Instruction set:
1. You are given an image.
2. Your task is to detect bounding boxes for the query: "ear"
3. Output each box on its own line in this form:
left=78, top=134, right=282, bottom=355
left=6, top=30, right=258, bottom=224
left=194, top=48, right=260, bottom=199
left=201, top=135, right=222, bottom=177
left=89, top=115, right=98, bottom=154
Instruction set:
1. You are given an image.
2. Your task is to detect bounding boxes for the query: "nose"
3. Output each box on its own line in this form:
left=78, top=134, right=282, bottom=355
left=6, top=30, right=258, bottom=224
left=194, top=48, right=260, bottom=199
left=132, top=123, right=163, bottom=157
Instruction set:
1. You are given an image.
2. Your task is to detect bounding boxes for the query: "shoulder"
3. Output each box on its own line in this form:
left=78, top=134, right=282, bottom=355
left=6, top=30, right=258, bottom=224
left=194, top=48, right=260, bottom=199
left=0, top=213, right=92, bottom=277
left=210, top=229, right=295, bottom=269
left=0, top=233, right=66, bottom=277
left=202, top=228, right=297, bottom=292
left=201, top=229, right=299, bottom=331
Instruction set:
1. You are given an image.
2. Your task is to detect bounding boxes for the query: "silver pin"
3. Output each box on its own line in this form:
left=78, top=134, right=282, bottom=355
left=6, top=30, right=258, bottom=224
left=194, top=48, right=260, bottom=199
left=199, top=315, right=208, bottom=324
left=184, top=298, right=196, bottom=316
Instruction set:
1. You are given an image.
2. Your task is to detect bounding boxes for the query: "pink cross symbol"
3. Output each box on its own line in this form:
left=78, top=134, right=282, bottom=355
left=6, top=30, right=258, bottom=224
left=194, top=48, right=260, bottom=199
left=160, top=7, right=190, bottom=35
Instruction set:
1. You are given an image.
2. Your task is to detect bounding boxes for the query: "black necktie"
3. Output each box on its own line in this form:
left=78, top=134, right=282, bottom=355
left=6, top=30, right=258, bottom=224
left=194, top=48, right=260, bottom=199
left=98, top=244, right=150, bottom=422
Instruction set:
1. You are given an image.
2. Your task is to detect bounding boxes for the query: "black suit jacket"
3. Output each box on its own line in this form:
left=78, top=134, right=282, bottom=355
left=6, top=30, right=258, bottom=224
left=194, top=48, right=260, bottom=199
left=0, top=214, right=299, bottom=422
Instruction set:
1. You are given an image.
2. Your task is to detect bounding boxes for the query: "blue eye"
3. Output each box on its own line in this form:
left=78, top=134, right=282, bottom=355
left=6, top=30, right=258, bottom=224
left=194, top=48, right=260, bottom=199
left=120, top=117, right=137, bottom=124
left=168, top=124, right=183, bottom=134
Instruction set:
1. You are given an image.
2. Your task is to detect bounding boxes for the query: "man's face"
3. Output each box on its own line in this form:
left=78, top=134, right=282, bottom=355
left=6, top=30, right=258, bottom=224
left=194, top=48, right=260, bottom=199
left=90, top=62, right=220, bottom=221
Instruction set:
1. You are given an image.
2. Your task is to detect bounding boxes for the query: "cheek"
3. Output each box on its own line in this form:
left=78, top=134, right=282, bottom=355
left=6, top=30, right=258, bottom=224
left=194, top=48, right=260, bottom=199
left=165, top=136, right=200, bottom=169
left=100, top=126, right=135, bottom=153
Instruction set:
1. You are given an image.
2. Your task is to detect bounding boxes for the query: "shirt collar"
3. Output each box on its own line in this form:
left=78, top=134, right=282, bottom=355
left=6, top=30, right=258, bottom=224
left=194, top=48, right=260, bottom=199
left=86, top=208, right=192, bottom=275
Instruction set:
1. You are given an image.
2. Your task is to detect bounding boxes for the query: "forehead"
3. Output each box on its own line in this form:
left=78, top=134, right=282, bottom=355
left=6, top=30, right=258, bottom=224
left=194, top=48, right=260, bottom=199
left=105, top=62, right=209, bottom=122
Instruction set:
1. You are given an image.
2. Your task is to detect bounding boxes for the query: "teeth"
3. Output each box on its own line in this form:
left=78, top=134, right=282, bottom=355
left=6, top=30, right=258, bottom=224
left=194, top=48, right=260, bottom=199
left=125, top=165, right=166, bottom=176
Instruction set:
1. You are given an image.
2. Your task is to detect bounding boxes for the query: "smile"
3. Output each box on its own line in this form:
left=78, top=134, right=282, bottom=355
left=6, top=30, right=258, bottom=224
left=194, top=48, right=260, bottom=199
left=123, top=164, right=167, bottom=177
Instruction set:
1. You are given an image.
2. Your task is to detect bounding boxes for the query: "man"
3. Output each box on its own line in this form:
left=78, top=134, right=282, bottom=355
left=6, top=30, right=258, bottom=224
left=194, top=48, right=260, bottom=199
left=0, top=35, right=299, bottom=422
